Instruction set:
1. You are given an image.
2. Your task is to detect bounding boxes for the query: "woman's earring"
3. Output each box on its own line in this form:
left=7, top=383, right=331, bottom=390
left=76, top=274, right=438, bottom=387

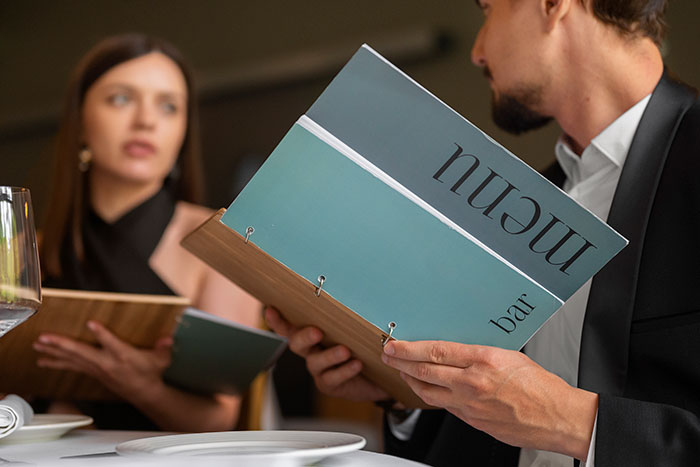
left=78, top=147, right=92, bottom=172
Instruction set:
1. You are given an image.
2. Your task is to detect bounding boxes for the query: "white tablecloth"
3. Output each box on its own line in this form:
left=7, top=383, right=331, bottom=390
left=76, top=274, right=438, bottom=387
left=0, top=429, right=428, bottom=466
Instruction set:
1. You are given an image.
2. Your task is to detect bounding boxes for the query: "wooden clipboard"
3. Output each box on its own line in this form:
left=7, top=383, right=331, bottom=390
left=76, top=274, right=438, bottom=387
left=0, top=288, right=189, bottom=400
left=181, top=208, right=428, bottom=408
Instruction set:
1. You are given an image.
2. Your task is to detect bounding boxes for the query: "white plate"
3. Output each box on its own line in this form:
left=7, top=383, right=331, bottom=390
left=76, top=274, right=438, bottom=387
left=0, top=414, right=93, bottom=443
left=116, top=431, right=366, bottom=464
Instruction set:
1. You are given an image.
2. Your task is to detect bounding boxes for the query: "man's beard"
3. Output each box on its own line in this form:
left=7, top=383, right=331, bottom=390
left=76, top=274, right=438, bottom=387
left=491, top=91, right=552, bottom=134
left=486, top=68, right=552, bottom=134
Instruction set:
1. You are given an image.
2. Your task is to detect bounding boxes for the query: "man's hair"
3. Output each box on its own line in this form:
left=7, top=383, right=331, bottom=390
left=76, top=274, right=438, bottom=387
left=584, top=0, right=669, bottom=46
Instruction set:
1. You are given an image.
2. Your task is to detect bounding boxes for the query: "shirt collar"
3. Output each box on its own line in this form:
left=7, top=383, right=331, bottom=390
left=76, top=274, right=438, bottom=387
left=555, top=94, right=652, bottom=183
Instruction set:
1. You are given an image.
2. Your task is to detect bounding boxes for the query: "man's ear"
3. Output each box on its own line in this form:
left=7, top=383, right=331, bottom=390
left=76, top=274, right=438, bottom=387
left=541, top=0, right=572, bottom=32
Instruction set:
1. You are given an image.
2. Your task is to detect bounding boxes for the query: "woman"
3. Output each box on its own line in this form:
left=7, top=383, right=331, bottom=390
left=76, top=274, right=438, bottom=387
left=34, top=34, right=260, bottom=431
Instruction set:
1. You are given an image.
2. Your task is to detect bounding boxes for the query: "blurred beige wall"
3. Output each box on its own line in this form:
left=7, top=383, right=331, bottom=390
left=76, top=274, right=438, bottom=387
left=2, top=1, right=699, bottom=221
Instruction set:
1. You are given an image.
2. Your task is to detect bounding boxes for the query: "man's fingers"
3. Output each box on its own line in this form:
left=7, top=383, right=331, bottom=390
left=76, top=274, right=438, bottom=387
left=306, top=345, right=352, bottom=376
left=264, top=307, right=296, bottom=337
left=382, top=352, right=458, bottom=388
left=317, top=359, right=363, bottom=389
left=401, top=372, right=452, bottom=408
left=384, top=340, right=486, bottom=367
left=264, top=308, right=326, bottom=359
left=288, top=326, right=324, bottom=357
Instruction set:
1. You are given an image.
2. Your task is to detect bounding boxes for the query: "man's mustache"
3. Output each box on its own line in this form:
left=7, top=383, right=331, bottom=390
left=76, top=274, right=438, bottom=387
left=483, top=67, right=493, bottom=80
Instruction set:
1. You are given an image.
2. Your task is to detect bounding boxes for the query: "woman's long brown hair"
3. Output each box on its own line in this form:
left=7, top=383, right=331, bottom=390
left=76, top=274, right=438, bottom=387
left=40, top=33, right=204, bottom=279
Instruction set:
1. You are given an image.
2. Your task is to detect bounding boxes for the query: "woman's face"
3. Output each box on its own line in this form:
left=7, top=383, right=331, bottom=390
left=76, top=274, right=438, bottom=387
left=81, top=52, right=188, bottom=186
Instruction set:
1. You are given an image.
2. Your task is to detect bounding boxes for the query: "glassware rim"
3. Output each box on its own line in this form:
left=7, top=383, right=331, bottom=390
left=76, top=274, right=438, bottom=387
left=0, top=186, right=31, bottom=194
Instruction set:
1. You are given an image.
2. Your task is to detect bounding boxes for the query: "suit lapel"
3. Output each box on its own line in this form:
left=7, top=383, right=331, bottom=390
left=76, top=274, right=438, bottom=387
left=578, top=74, right=697, bottom=394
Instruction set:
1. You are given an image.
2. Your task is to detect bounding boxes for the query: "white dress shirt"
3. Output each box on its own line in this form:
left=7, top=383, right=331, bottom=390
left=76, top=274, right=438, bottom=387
left=518, top=93, right=651, bottom=467
left=389, top=94, right=652, bottom=467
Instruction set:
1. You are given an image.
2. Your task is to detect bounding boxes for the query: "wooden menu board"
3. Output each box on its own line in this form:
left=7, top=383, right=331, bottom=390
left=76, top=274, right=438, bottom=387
left=0, top=288, right=188, bottom=400
left=181, top=208, right=427, bottom=408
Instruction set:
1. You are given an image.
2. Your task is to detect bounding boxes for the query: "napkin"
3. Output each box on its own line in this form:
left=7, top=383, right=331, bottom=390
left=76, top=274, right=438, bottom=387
left=0, top=394, right=33, bottom=439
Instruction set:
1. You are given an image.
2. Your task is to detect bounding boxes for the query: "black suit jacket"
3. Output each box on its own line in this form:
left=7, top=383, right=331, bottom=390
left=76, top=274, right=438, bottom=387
left=385, top=74, right=700, bottom=466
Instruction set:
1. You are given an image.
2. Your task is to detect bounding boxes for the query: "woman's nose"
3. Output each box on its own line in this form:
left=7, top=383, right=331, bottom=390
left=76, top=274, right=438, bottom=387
left=133, top=101, right=157, bottom=130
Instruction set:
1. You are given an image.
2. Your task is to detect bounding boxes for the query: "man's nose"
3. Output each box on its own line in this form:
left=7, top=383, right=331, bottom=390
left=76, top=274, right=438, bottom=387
left=471, top=28, right=487, bottom=68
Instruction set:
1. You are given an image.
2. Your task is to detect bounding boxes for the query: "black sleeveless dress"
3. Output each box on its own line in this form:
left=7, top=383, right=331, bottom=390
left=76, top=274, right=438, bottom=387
left=42, top=187, right=177, bottom=430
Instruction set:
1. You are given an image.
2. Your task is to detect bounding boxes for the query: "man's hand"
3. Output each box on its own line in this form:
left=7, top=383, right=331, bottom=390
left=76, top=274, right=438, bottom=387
left=33, top=321, right=172, bottom=400
left=265, top=307, right=390, bottom=402
left=382, top=340, right=598, bottom=460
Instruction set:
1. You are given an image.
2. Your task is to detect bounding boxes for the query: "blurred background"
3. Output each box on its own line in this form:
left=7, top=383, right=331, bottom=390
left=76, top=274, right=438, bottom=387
left=4, top=1, right=700, bottom=219
left=2, top=0, right=699, bottom=449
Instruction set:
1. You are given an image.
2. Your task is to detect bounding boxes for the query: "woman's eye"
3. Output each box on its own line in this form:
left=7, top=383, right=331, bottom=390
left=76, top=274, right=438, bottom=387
left=160, top=101, right=178, bottom=114
left=108, top=93, right=130, bottom=106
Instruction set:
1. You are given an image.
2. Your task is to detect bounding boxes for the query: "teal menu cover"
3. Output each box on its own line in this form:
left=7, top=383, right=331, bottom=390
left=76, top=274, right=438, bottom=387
left=306, top=45, right=628, bottom=302
left=220, top=45, right=627, bottom=351
left=223, top=122, right=562, bottom=350
left=164, top=308, right=287, bottom=395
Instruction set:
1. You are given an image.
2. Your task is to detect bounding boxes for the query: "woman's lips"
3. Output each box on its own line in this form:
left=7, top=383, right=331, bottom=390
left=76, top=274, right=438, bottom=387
left=123, top=140, right=157, bottom=157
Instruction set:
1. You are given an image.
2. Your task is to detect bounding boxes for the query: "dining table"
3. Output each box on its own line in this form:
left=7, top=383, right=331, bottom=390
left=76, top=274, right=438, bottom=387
left=0, top=429, right=429, bottom=466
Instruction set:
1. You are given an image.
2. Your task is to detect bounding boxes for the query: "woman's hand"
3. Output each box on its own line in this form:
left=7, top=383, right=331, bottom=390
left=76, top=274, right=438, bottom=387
left=33, top=321, right=173, bottom=400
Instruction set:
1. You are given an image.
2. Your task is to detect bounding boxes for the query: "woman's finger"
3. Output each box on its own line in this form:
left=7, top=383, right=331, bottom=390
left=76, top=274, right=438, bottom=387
left=35, top=334, right=108, bottom=369
left=36, top=352, right=103, bottom=377
left=33, top=341, right=87, bottom=363
left=151, top=337, right=174, bottom=367
left=36, top=357, right=89, bottom=374
left=87, top=321, right=130, bottom=355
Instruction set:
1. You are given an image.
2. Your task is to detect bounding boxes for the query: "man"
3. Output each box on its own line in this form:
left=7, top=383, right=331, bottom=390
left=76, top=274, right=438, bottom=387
left=266, top=0, right=700, bottom=465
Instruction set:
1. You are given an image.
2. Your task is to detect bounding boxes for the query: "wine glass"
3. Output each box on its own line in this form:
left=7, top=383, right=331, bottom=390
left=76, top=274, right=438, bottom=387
left=0, top=187, right=41, bottom=338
